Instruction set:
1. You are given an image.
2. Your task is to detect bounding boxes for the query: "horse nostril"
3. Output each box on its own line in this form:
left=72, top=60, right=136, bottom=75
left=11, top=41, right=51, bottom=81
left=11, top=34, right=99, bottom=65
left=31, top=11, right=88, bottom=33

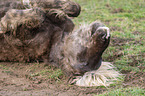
left=97, top=27, right=110, bottom=39
left=102, top=34, right=106, bottom=39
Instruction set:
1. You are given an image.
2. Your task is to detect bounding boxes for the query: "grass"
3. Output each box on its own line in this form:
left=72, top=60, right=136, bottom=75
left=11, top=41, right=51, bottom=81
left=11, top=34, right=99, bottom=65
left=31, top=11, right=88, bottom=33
left=96, top=87, right=145, bottom=96
left=30, top=68, right=63, bottom=80
left=73, top=0, right=145, bottom=73
left=73, top=0, right=145, bottom=95
left=28, top=64, right=63, bottom=81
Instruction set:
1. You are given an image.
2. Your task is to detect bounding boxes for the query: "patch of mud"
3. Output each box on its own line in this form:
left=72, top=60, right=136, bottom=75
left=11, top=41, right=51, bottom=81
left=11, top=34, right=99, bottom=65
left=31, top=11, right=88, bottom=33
left=0, top=60, right=144, bottom=96
left=133, top=31, right=141, bottom=35
left=127, top=53, right=145, bottom=67
left=111, top=8, right=125, bottom=13
left=103, top=37, right=133, bottom=62
left=105, top=4, right=125, bottom=13
left=104, top=37, right=144, bottom=65
left=111, top=8, right=131, bottom=13
left=110, top=26, right=122, bottom=31
left=123, top=72, right=145, bottom=88
left=0, top=62, right=107, bottom=96
left=111, top=37, right=144, bottom=65
left=132, top=30, right=145, bottom=36
left=110, top=37, right=134, bottom=46
left=103, top=50, right=123, bottom=62
left=105, top=4, right=131, bottom=14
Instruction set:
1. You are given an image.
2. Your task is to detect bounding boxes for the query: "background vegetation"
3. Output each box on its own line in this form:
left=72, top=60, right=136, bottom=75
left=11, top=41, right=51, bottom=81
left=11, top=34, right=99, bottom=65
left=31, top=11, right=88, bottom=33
left=73, top=0, right=145, bottom=95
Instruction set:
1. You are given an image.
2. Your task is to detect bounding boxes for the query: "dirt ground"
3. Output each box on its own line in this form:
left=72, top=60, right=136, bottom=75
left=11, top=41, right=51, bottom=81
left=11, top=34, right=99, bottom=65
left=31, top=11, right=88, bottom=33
left=0, top=62, right=144, bottom=96
left=0, top=62, right=108, bottom=96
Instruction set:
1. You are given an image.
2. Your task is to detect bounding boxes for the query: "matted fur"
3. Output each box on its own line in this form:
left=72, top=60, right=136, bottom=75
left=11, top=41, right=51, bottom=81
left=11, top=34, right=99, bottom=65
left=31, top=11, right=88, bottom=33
left=75, top=62, right=121, bottom=87
left=0, top=0, right=122, bottom=87
left=21, top=0, right=81, bottom=17
left=0, top=0, right=77, bottom=62
left=0, top=7, right=44, bottom=35
left=0, top=0, right=80, bottom=34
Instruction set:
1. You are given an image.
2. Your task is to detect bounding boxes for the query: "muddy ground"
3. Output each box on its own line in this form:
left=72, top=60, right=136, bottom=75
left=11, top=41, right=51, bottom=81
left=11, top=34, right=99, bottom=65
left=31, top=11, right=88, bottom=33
left=0, top=62, right=107, bottom=96
left=0, top=62, right=144, bottom=96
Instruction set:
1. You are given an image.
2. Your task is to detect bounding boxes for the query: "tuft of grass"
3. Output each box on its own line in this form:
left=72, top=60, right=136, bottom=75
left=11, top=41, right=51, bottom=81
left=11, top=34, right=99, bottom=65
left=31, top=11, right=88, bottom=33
left=29, top=65, right=63, bottom=81
left=48, top=69, right=63, bottom=80
left=0, top=64, right=9, bottom=70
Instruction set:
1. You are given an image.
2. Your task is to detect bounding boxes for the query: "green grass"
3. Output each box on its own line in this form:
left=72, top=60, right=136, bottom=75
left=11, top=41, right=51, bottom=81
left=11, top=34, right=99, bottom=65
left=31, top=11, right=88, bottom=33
left=96, top=87, right=145, bottom=96
left=73, top=0, right=145, bottom=73
left=29, top=65, right=63, bottom=81
left=73, top=0, right=145, bottom=95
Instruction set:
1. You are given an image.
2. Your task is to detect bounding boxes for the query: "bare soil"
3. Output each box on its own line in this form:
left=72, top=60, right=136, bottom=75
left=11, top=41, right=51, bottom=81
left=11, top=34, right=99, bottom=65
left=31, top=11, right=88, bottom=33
left=0, top=62, right=107, bottom=96
left=123, top=71, right=145, bottom=88
left=0, top=62, right=144, bottom=96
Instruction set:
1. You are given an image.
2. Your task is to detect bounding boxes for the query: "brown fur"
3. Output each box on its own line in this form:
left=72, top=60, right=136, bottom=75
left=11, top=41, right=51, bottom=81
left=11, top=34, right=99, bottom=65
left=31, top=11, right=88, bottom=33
left=0, top=0, right=76, bottom=62
left=0, top=0, right=110, bottom=77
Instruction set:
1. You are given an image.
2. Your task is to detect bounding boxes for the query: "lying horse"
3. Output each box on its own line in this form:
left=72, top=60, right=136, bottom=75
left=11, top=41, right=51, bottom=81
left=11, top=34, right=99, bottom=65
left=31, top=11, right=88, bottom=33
left=0, top=0, right=121, bottom=86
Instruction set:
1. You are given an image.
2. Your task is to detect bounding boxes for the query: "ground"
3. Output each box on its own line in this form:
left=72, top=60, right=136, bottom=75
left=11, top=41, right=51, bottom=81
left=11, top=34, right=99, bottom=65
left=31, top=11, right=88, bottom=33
left=0, top=62, right=107, bottom=96
left=0, top=0, right=145, bottom=96
left=0, top=62, right=144, bottom=96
